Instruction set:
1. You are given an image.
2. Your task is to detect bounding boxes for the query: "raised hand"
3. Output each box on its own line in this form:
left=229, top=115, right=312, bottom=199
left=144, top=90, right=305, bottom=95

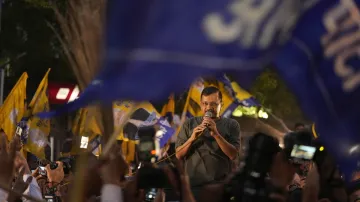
left=0, top=134, right=17, bottom=187
left=7, top=166, right=33, bottom=202
left=45, top=161, right=65, bottom=184
left=100, top=146, right=128, bottom=186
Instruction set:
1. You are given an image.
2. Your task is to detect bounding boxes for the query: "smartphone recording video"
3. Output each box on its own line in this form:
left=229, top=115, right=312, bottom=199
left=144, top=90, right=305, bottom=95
left=290, top=144, right=316, bottom=160
left=39, top=166, right=47, bottom=176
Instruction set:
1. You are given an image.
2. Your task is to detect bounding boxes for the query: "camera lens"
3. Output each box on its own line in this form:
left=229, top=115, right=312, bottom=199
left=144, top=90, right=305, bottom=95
left=50, top=162, right=58, bottom=170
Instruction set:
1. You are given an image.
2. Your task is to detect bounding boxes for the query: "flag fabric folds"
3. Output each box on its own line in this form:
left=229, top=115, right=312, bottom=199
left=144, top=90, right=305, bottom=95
left=160, top=94, right=175, bottom=124
left=23, top=69, right=51, bottom=159
left=218, top=75, right=260, bottom=107
left=71, top=108, right=101, bottom=155
left=0, top=72, right=28, bottom=141
left=71, top=108, right=101, bottom=138
left=274, top=0, right=360, bottom=182
left=38, top=0, right=305, bottom=118
left=184, top=79, right=205, bottom=118
left=115, top=101, right=175, bottom=148
left=70, top=101, right=175, bottom=159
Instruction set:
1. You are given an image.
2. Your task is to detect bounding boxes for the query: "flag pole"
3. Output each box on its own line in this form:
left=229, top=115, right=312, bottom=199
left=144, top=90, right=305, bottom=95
left=0, top=53, right=27, bottom=105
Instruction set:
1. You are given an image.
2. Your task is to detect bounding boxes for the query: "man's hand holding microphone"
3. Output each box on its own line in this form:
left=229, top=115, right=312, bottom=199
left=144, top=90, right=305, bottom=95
left=175, top=111, right=214, bottom=160
left=190, top=111, right=216, bottom=141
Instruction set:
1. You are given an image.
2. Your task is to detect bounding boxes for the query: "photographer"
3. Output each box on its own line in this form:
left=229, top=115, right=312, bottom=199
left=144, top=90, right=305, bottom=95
left=33, top=159, right=66, bottom=201
left=283, top=130, right=349, bottom=202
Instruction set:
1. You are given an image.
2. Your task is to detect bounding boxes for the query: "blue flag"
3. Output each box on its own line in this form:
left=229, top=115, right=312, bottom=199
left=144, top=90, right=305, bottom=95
left=16, top=117, right=30, bottom=144
left=156, top=117, right=175, bottom=148
left=39, top=0, right=306, bottom=117
left=275, top=0, right=360, bottom=182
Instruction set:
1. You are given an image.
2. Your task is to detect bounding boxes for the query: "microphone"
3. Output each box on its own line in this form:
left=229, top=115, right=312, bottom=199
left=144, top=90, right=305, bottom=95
left=204, top=111, right=213, bottom=118
left=204, top=111, right=213, bottom=128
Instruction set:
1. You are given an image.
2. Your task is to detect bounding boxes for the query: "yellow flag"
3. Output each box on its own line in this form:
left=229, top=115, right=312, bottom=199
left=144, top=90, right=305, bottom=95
left=71, top=108, right=85, bottom=136
left=114, top=101, right=162, bottom=163
left=71, top=108, right=102, bottom=155
left=72, top=108, right=101, bottom=137
left=24, top=69, right=51, bottom=159
left=186, top=79, right=204, bottom=117
left=121, top=141, right=136, bottom=162
left=115, top=101, right=160, bottom=141
left=0, top=73, right=28, bottom=141
left=161, top=94, right=175, bottom=117
left=230, top=81, right=253, bottom=101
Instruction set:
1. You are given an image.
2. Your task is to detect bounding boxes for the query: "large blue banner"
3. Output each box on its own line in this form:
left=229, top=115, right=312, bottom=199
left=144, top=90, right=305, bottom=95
left=275, top=0, right=360, bottom=181
left=40, top=0, right=305, bottom=117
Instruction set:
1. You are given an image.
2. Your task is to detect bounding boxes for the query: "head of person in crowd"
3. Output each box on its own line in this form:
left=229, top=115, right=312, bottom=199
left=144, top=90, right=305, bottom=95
left=294, top=123, right=305, bottom=132
left=200, top=86, right=223, bottom=118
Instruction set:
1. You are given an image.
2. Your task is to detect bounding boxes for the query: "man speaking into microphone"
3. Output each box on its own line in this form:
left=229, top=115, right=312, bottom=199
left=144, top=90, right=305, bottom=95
left=175, top=86, right=240, bottom=196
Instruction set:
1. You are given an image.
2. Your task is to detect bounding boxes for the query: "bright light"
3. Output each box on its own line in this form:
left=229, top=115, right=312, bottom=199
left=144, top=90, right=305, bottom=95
left=68, top=85, right=80, bottom=103
left=279, top=144, right=284, bottom=148
left=56, top=88, right=70, bottom=100
left=80, top=136, right=89, bottom=149
left=155, top=130, right=164, bottom=138
left=258, top=109, right=268, bottom=119
left=349, top=144, right=360, bottom=154
left=319, top=146, right=324, bottom=151
left=232, top=108, right=243, bottom=117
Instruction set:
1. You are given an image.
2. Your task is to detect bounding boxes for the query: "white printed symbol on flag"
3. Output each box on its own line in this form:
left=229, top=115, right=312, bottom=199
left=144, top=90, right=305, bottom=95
left=9, top=109, right=19, bottom=124
left=80, top=136, right=89, bottom=149
left=29, top=128, right=48, bottom=148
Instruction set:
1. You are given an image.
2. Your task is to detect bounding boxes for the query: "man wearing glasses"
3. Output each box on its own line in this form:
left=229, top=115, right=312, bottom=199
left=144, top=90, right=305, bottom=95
left=176, top=86, right=240, bottom=199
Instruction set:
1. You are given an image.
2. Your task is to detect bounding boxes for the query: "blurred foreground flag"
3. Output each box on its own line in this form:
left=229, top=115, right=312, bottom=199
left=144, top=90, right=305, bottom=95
left=24, top=69, right=51, bottom=159
left=0, top=72, right=28, bottom=141
left=39, top=0, right=309, bottom=117
left=274, top=0, right=360, bottom=182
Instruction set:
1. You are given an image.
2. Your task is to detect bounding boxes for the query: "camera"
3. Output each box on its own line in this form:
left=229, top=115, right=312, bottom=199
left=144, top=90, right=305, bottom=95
left=44, top=182, right=61, bottom=202
left=223, top=132, right=282, bottom=202
left=136, top=126, right=179, bottom=189
left=283, top=130, right=327, bottom=167
left=138, top=126, right=159, bottom=163
left=44, top=195, right=61, bottom=202
left=38, top=156, right=75, bottom=176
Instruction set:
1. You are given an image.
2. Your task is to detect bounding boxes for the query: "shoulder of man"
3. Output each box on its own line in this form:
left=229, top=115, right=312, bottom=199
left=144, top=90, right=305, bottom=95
left=221, top=117, right=240, bottom=126
left=184, top=116, right=202, bottom=126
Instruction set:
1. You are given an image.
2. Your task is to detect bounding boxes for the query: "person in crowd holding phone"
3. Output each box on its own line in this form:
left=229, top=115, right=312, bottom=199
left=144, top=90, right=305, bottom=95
left=175, top=86, right=241, bottom=199
left=294, top=123, right=305, bottom=132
